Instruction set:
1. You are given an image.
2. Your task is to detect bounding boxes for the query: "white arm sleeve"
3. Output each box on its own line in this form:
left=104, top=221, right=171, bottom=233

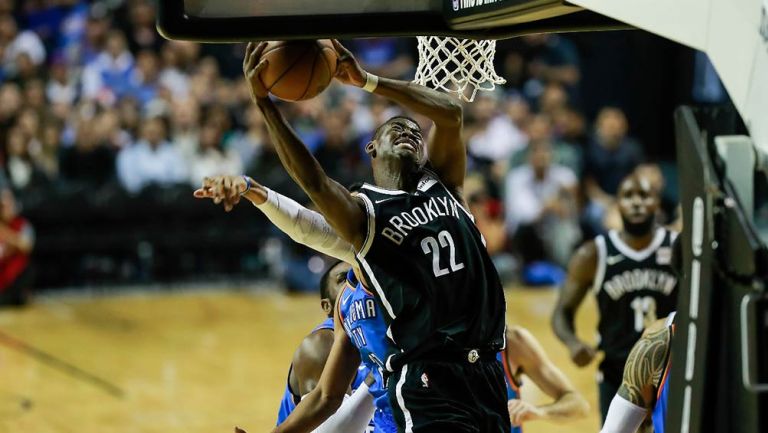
left=306, top=382, right=375, bottom=433
left=254, top=188, right=357, bottom=265
left=600, top=395, right=648, bottom=433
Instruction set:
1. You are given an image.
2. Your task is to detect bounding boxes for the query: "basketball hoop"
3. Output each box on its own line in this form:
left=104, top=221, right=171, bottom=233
left=414, top=36, right=506, bottom=103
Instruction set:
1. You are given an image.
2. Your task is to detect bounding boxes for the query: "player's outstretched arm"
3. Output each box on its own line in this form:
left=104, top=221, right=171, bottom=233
left=600, top=321, right=671, bottom=433
left=505, top=327, right=589, bottom=426
left=273, top=298, right=365, bottom=433
left=331, top=40, right=465, bottom=193
left=195, top=175, right=356, bottom=264
left=243, top=42, right=366, bottom=251
left=551, top=241, right=599, bottom=367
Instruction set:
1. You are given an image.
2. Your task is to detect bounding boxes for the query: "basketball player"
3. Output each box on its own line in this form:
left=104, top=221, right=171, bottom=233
left=197, top=176, right=588, bottom=432
left=275, top=260, right=377, bottom=433
left=552, top=172, right=679, bottom=422
left=228, top=39, right=510, bottom=433
left=599, top=312, right=676, bottom=433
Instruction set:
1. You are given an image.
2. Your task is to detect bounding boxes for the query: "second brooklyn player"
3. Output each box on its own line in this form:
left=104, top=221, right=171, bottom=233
left=552, top=172, right=679, bottom=423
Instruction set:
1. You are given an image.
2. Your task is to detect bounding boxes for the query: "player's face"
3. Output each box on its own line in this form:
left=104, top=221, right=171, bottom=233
left=375, top=119, right=425, bottom=165
left=617, top=176, right=659, bottom=233
left=321, top=261, right=351, bottom=317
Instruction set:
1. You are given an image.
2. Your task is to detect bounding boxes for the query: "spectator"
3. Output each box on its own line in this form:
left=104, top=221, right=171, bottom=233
left=46, top=60, right=78, bottom=106
left=509, top=114, right=582, bottom=175
left=159, top=43, right=190, bottom=100
left=188, top=121, right=242, bottom=187
left=466, top=91, right=528, bottom=167
left=504, top=140, right=580, bottom=267
left=169, top=97, right=201, bottom=161
left=116, top=116, right=187, bottom=193
left=0, top=82, right=22, bottom=129
left=0, top=188, right=34, bottom=306
left=81, top=29, right=135, bottom=104
left=129, top=49, right=161, bottom=107
left=60, top=114, right=117, bottom=186
left=313, top=110, right=366, bottom=188
left=228, top=104, right=266, bottom=169
left=5, top=126, right=48, bottom=191
left=0, top=14, right=46, bottom=72
left=583, top=107, right=644, bottom=236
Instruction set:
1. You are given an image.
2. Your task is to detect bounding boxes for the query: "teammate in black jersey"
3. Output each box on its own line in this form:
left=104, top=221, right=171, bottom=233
left=552, top=171, right=679, bottom=424
left=211, top=40, right=509, bottom=433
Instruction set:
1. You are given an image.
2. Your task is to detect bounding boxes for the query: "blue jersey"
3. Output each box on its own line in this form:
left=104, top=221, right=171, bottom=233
left=339, top=269, right=398, bottom=433
left=498, top=349, right=523, bottom=433
left=652, top=313, right=676, bottom=433
left=276, top=318, right=375, bottom=432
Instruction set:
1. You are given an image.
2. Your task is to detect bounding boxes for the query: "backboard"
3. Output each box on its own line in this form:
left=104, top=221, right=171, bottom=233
left=156, top=0, right=627, bottom=42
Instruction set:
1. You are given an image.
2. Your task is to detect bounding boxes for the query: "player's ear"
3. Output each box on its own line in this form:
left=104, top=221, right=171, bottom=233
left=365, top=141, right=377, bottom=158
left=320, top=298, right=332, bottom=315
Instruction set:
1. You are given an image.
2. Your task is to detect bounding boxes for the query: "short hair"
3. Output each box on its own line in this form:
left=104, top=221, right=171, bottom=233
left=319, top=260, right=344, bottom=301
left=373, top=116, right=420, bottom=141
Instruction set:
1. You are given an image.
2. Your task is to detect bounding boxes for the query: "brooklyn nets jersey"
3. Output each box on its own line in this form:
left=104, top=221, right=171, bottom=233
left=593, top=227, right=678, bottom=380
left=355, top=169, right=506, bottom=372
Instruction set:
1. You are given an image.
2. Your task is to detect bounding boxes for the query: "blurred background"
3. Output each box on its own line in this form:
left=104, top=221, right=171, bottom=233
left=0, top=0, right=730, bottom=296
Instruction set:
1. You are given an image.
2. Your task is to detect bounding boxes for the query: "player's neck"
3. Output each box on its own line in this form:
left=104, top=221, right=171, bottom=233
left=619, top=227, right=657, bottom=250
left=374, top=163, right=420, bottom=192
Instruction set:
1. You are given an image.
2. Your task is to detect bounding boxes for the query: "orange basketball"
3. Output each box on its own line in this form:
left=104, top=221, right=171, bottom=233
left=259, top=40, right=338, bottom=102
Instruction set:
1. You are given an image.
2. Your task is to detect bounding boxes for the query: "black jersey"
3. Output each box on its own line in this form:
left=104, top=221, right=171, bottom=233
left=593, top=227, right=678, bottom=379
left=355, top=170, right=506, bottom=372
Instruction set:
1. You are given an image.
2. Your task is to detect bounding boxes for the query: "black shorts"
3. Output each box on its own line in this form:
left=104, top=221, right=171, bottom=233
left=386, top=356, right=510, bottom=433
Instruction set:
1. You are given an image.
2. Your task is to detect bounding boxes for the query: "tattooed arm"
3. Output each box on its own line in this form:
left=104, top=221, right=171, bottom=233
left=600, top=318, right=672, bottom=433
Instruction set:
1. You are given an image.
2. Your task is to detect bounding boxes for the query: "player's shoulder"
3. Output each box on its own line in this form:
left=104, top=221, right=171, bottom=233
left=293, top=325, right=334, bottom=367
left=569, top=239, right=599, bottom=269
left=642, top=313, right=675, bottom=337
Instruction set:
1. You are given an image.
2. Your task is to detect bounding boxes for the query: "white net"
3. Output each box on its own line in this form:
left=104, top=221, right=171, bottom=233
left=414, top=36, right=506, bottom=103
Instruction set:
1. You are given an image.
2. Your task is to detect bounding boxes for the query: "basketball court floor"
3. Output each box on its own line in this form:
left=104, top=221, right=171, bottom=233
left=0, top=287, right=600, bottom=433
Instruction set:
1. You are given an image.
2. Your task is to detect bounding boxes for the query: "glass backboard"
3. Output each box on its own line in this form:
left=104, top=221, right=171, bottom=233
left=157, top=0, right=626, bottom=42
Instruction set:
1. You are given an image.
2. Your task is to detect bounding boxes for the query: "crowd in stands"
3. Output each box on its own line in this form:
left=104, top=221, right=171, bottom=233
left=0, top=0, right=680, bottom=297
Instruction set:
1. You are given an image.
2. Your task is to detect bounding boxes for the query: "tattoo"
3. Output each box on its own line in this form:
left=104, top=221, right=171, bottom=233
left=617, top=327, right=671, bottom=408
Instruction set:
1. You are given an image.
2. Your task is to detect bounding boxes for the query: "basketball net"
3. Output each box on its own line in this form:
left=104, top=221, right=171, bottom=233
left=414, top=36, right=506, bottom=103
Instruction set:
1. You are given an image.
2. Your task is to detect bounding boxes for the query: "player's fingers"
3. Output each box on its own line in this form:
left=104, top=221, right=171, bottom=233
left=243, top=42, right=255, bottom=70
left=252, top=59, right=269, bottom=77
left=253, top=41, right=267, bottom=59
left=331, top=39, right=350, bottom=57
left=193, top=188, right=211, bottom=198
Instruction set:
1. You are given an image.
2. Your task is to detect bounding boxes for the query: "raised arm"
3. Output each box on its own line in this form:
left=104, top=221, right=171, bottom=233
left=600, top=320, right=671, bottom=433
left=505, top=326, right=589, bottom=426
left=243, top=42, right=366, bottom=251
left=331, top=41, right=465, bottom=192
left=551, top=241, right=598, bottom=367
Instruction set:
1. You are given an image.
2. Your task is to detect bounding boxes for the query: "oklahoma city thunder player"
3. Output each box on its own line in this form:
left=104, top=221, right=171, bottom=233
left=600, top=312, right=676, bottom=433
left=275, top=261, right=377, bottom=433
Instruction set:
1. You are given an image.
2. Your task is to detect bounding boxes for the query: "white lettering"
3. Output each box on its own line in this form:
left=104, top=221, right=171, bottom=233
left=412, top=208, right=429, bottom=225
left=383, top=227, right=404, bottom=245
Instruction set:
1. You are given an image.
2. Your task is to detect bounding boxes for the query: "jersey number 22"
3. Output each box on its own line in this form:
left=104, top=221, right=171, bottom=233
left=421, top=230, right=465, bottom=277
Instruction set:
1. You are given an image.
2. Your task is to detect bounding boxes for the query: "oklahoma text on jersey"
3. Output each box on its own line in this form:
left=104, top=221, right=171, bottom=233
left=382, top=196, right=461, bottom=245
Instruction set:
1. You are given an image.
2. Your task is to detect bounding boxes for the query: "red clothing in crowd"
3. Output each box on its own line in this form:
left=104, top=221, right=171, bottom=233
left=0, top=216, right=32, bottom=291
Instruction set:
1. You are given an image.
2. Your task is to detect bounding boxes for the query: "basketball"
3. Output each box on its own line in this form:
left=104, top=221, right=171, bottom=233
left=259, top=40, right=338, bottom=102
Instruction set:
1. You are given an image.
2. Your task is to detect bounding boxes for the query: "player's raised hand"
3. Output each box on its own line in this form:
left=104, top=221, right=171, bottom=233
left=243, top=42, right=270, bottom=100
left=331, top=39, right=366, bottom=88
left=507, top=399, right=544, bottom=426
left=194, top=175, right=250, bottom=212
